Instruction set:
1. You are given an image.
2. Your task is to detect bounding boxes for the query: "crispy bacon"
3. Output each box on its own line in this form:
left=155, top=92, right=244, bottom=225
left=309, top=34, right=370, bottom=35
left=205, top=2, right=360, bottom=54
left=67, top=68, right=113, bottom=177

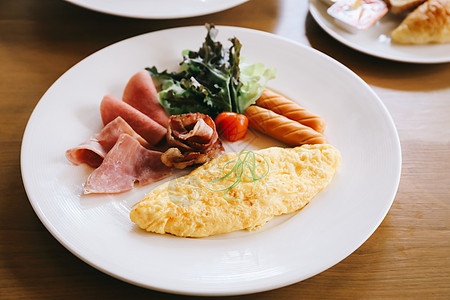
left=161, top=113, right=224, bottom=169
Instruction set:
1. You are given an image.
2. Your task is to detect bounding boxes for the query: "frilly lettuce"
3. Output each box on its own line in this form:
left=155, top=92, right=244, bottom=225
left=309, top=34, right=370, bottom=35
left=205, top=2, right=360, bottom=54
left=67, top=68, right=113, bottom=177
left=237, top=58, right=276, bottom=114
left=147, top=24, right=276, bottom=118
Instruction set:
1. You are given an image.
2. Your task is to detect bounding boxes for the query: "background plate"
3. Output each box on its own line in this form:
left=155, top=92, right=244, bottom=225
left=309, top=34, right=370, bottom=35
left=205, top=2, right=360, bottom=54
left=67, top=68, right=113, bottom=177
left=309, top=0, right=450, bottom=63
left=21, top=26, right=401, bottom=296
left=65, top=0, right=248, bottom=19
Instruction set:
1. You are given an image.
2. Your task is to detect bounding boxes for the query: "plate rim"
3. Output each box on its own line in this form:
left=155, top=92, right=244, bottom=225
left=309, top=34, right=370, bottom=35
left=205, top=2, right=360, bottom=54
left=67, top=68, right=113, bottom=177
left=308, top=0, right=450, bottom=64
left=64, top=0, right=249, bottom=19
left=20, top=25, right=402, bottom=296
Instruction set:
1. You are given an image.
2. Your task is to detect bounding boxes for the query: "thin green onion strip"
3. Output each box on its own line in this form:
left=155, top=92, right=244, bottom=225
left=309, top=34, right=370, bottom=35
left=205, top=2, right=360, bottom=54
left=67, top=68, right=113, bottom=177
left=206, top=150, right=269, bottom=200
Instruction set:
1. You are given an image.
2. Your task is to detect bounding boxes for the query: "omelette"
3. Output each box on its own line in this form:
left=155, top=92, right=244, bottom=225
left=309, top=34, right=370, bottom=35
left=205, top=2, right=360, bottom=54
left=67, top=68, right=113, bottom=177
left=130, top=144, right=341, bottom=237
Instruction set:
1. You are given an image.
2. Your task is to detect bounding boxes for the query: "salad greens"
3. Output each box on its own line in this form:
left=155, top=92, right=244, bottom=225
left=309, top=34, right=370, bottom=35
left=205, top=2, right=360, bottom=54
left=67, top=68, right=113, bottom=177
left=147, top=24, right=276, bottom=118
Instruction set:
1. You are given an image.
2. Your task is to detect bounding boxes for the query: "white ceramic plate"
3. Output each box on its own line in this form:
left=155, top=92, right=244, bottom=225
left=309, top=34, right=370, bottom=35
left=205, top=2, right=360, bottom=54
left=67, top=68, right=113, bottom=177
left=65, top=0, right=248, bottom=19
left=309, top=0, right=450, bottom=63
left=21, top=26, right=401, bottom=296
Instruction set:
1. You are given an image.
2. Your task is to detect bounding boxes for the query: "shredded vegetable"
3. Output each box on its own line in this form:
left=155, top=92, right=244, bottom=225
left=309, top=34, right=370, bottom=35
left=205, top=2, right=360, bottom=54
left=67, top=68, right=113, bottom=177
left=206, top=150, right=269, bottom=200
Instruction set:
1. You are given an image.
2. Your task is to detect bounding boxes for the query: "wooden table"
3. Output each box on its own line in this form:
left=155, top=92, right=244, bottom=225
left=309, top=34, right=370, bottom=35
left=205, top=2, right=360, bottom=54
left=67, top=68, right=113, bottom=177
left=1, top=0, right=449, bottom=298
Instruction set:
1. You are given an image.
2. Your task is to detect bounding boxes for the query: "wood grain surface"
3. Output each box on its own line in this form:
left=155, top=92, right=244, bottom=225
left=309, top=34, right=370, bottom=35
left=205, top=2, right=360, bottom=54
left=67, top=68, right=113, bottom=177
left=1, top=0, right=449, bottom=299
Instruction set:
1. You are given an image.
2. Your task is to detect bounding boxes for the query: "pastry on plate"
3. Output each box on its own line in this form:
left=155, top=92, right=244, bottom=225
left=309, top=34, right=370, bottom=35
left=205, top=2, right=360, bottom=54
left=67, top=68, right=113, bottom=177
left=388, top=0, right=427, bottom=14
left=391, top=0, right=450, bottom=44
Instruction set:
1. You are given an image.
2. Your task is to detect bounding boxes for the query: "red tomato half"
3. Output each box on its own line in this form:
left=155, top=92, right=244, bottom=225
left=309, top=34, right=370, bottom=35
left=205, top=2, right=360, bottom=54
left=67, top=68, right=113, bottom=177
left=215, top=112, right=248, bottom=142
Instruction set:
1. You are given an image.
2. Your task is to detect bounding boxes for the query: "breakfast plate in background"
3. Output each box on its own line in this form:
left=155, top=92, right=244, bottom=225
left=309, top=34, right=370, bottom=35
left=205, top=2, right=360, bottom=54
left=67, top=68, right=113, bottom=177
left=21, top=26, right=401, bottom=295
left=309, top=0, right=450, bottom=63
left=65, top=0, right=249, bottom=19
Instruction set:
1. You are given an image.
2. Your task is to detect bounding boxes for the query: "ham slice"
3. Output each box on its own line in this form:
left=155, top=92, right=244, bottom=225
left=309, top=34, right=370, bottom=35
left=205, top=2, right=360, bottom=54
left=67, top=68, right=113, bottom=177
left=122, top=70, right=169, bottom=128
left=83, top=134, right=172, bottom=194
left=161, top=113, right=224, bottom=169
left=100, top=94, right=166, bottom=145
left=66, top=117, right=148, bottom=168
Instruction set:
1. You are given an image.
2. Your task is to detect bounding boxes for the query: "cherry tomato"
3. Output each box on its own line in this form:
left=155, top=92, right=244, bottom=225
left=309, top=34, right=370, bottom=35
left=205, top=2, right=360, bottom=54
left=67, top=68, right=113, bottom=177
left=215, top=112, right=248, bottom=142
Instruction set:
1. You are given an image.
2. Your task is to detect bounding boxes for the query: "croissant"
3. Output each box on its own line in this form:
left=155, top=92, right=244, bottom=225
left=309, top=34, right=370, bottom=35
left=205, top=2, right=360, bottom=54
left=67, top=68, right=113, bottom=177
left=391, top=0, right=450, bottom=44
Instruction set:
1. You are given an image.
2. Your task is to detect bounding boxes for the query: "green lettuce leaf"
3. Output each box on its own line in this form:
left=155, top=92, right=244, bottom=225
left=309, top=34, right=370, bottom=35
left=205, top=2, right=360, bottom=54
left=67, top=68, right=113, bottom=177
left=147, top=24, right=275, bottom=118
left=236, top=58, right=276, bottom=114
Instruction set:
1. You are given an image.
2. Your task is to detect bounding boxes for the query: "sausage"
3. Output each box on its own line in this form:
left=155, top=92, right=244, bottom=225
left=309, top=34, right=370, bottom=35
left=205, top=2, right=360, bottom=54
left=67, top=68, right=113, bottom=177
left=244, top=105, right=327, bottom=146
left=255, top=89, right=326, bottom=134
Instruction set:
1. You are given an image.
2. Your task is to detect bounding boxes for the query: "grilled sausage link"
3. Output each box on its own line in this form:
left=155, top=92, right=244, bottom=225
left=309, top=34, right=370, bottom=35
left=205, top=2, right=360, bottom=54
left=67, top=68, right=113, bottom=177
left=244, top=105, right=327, bottom=146
left=256, top=89, right=326, bottom=134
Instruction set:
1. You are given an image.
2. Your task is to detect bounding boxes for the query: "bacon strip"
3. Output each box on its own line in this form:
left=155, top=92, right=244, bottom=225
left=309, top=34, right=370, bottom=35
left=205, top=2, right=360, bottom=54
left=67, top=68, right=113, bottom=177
left=161, top=113, right=224, bottom=169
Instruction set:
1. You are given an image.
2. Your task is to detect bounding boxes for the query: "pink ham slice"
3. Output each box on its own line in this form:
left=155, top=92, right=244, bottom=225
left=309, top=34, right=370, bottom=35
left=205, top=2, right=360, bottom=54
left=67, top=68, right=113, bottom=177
left=66, top=117, right=149, bottom=168
left=100, top=94, right=166, bottom=145
left=83, top=134, right=172, bottom=194
left=122, top=70, right=169, bottom=128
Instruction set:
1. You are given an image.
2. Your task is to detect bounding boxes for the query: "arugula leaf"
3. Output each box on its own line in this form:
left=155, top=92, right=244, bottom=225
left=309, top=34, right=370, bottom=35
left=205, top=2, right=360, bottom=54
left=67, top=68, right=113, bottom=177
left=148, top=24, right=275, bottom=118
